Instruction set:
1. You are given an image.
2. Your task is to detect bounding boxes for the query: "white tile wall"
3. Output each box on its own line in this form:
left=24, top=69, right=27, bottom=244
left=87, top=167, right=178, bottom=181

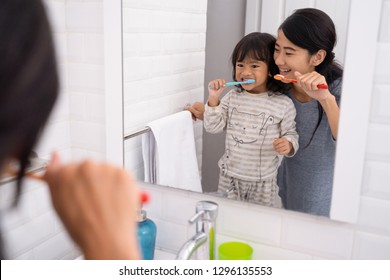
left=374, top=43, right=390, bottom=84
left=352, top=232, right=390, bottom=259
left=371, top=85, right=390, bottom=123
left=379, top=1, right=390, bottom=42
left=1, top=0, right=106, bottom=259
left=219, top=204, right=282, bottom=246
left=66, top=1, right=103, bottom=32
left=123, top=0, right=207, bottom=180
left=281, top=218, right=354, bottom=259
left=365, top=124, right=390, bottom=159
left=362, top=160, right=390, bottom=200
left=3, top=212, right=58, bottom=258
left=358, top=197, right=390, bottom=234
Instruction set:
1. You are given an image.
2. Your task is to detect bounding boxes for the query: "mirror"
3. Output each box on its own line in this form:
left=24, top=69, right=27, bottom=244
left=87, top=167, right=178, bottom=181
left=121, top=0, right=351, bottom=216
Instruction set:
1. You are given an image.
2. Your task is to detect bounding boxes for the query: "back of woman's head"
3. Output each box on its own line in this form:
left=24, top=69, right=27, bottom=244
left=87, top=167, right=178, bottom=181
left=231, top=32, right=285, bottom=92
left=279, top=8, right=343, bottom=81
left=0, top=0, right=58, bottom=199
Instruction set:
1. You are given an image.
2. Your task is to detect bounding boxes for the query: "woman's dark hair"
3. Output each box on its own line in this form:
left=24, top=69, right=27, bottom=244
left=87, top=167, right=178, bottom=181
left=279, top=8, right=343, bottom=83
left=231, top=32, right=286, bottom=93
left=279, top=8, right=343, bottom=147
left=0, top=0, right=59, bottom=258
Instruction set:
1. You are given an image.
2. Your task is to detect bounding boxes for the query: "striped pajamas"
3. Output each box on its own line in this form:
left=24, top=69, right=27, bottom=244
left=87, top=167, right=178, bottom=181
left=204, top=88, right=298, bottom=206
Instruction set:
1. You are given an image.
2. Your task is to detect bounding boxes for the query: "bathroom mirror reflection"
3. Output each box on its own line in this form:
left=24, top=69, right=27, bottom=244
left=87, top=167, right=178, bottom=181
left=122, top=0, right=350, bottom=216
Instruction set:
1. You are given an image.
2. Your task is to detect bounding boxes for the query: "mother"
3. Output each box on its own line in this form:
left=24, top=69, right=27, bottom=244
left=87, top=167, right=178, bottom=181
left=187, top=8, right=343, bottom=217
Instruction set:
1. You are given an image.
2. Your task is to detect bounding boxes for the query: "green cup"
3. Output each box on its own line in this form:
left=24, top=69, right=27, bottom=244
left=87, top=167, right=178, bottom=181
left=218, top=241, right=253, bottom=260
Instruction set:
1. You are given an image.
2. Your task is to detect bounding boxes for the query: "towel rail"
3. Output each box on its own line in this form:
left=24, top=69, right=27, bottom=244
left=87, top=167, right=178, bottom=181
left=124, top=127, right=151, bottom=140
left=0, top=153, right=48, bottom=185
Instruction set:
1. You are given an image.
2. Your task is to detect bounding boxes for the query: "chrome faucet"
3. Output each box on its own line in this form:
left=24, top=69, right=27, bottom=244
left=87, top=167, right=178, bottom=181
left=176, top=201, right=218, bottom=260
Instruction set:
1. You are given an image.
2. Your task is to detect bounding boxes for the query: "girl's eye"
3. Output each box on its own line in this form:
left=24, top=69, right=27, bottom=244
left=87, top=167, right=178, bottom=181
left=251, top=64, right=260, bottom=68
left=236, top=63, right=244, bottom=67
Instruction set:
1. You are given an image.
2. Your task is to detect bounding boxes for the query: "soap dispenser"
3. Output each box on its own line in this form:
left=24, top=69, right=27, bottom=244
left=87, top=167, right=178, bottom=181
left=137, top=207, right=157, bottom=260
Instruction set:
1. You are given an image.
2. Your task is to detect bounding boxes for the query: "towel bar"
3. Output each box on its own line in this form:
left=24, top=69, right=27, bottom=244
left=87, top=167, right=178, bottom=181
left=124, top=126, right=151, bottom=140
left=0, top=153, right=48, bottom=185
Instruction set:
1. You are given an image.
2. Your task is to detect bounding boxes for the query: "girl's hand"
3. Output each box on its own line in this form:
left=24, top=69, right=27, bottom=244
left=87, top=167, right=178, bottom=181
left=294, top=71, right=331, bottom=101
left=44, top=152, right=140, bottom=260
left=207, top=79, right=226, bottom=107
left=273, top=138, right=293, bottom=156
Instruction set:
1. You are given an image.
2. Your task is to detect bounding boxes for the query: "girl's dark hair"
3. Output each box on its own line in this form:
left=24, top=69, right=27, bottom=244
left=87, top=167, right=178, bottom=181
left=279, top=8, right=343, bottom=83
left=279, top=8, right=343, bottom=147
left=231, top=32, right=286, bottom=92
left=0, top=0, right=59, bottom=258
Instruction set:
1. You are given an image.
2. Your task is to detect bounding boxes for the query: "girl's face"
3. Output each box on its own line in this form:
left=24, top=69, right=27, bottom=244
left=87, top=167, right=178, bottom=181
left=274, top=30, right=317, bottom=81
left=235, top=55, right=269, bottom=94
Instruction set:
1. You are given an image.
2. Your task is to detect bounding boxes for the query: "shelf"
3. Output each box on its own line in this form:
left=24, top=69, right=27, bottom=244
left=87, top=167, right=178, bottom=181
left=0, top=157, right=48, bottom=185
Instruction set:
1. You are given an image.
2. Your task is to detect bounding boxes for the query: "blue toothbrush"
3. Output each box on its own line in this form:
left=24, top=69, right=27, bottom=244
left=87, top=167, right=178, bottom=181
left=209, top=79, right=255, bottom=89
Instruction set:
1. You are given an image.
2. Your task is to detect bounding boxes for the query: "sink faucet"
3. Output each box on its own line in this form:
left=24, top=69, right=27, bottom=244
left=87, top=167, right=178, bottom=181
left=176, top=201, right=218, bottom=260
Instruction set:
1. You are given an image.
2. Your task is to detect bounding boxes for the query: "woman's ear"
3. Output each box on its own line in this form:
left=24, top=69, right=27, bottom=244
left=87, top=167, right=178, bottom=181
left=311, top=49, right=327, bottom=66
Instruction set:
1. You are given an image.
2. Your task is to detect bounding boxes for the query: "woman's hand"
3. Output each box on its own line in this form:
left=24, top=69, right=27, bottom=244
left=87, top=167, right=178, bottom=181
left=294, top=70, right=339, bottom=139
left=44, top=152, right=140, bottom=260
left=207, top=79, right=226, bottom=107
left=185, top=102, right=205, bottom=121
left=294, top=71, right=331, bottom=101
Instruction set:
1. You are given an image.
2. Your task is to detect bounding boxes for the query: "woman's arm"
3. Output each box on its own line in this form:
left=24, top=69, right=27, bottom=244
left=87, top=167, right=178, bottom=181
left=44, top=152, right=140, bottom=260
left=319, top=94, right=339, bottom=139
left=294, top=71, right=340, bottom=139
left=185, top=102, right=205, bottom=121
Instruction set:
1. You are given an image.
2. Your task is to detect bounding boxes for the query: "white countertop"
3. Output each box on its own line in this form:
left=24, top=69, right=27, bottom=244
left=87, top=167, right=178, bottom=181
left=75, top=249, right=176, bottom=260
left=154, top=249, right=176, bottom=260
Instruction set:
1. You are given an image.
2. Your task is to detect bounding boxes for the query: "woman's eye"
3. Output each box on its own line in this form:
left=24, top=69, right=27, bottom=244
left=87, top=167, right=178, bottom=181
left=236, top=63, right=243, bottom=67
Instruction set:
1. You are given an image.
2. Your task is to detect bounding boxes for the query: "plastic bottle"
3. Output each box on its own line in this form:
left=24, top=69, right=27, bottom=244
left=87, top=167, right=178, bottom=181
left=137, top=208, right=157, bottom=260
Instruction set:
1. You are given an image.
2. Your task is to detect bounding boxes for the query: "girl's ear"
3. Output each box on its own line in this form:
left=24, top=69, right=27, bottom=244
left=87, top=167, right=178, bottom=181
left=311, top=49, right=326, bottom=66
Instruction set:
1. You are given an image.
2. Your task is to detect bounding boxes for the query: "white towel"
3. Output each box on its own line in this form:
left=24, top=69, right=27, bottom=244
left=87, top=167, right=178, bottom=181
left=142, top=111, right=202, bottom=192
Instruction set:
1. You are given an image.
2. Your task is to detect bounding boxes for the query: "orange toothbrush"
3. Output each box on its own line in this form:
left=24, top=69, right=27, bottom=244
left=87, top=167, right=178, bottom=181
left=274, top=74, right=328, bottom=89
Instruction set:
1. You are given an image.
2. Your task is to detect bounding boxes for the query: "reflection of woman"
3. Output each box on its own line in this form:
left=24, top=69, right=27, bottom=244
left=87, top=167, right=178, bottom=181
left=274, top=8, right=343, bottom=216
left=0, top=0, right=140, bottom=259
left=187, top=8, right=343, bottom=217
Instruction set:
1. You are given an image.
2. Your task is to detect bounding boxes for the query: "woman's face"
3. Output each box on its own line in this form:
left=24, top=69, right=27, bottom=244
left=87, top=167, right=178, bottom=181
left=274, top=30, right=317, bottom=81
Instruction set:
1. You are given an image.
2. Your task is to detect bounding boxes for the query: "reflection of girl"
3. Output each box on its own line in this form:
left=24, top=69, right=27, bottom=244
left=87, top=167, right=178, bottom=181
left=204, top=32, right=299, bottom=206
left=274, top=8, right=343, bottom=216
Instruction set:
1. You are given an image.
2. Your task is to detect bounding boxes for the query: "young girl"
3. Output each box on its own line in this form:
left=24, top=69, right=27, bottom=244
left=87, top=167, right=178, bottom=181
left=204, top=32, right=299, bottom=206
left=274, top=8, right=343, bottom=216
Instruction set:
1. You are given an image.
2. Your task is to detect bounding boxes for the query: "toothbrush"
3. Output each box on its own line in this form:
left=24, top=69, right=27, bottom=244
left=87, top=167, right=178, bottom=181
left=19, top=169, right=151, bottom=204
left=209, top=79, right=255, bottom=89
left=274, top=74, right=328, bottom=89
